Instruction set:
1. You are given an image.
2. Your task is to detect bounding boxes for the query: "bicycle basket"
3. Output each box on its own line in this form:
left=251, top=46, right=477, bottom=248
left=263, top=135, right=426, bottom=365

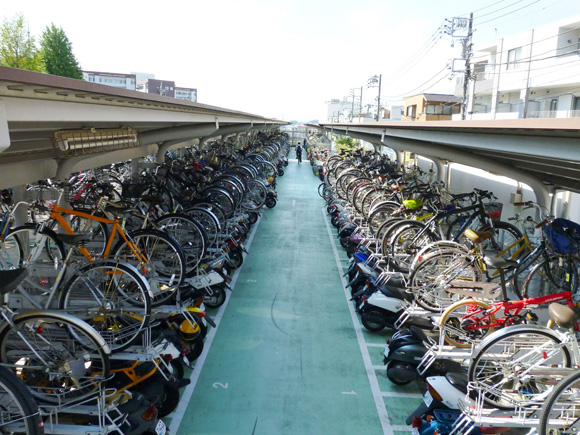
left=486, top=202, right=503, bottom=223
left=544, top=218, right=580, bottom=255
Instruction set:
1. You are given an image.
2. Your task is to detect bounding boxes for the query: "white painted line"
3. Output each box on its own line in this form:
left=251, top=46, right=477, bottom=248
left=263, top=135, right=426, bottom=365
left=168, top=214, right=263, bottom=434
left=322, top=207, right=394, bottom=435
left=367, top=343, right=387, bottom=348
left=392, top=425, right=412, bottom=431
left=371, top=365, right=386, bottom=371
left=381, top=392, right=424, bottom=399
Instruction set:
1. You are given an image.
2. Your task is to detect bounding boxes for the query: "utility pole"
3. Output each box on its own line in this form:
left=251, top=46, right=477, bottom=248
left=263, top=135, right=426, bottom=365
left=377, top=74, right=382, bottom=122
left=461, top=13, right=473, bottom=120
left=359, top=87, right=363, bottom=121
left=350, top=89, right=355, bottom=122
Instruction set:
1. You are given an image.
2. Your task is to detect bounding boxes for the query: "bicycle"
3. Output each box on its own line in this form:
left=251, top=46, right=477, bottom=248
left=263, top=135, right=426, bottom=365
left=0, top=365, right=44, bottom=434
left=467, top=302, right=580, bottom=411
left=0, top=202, right=153, bottom=352
left=0, top=268, right=111, bottom=405
left=438, top=217, right=580, bottom=347
left=408, top=202, right=554, bottom=312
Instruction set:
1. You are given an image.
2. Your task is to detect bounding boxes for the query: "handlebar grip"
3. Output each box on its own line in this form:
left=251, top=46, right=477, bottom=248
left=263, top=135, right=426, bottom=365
left=536, top=219, right=549, bottom=229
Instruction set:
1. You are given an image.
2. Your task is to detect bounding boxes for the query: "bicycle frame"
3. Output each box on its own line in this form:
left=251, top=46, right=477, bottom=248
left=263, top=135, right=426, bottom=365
left=462, top=290, right=574, bottom=332
left=48, top=203, right=147, bottom=265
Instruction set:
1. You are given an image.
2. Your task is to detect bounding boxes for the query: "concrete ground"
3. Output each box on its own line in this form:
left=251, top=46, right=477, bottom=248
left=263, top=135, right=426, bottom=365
left=167, top=159, right=423, bottom=435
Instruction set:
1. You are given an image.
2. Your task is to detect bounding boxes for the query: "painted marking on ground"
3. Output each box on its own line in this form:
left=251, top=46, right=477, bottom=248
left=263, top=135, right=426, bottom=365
left=342, top=391, right=358, bottom=395
left=322, top=207, right=394, bottom=435
left=367, top=343, right=387, bottom=348
left=168, top=214, right=263, bottom=434
left=381, top=392, right=423, bottom=399
left=212, top=382, right=229, bottom=389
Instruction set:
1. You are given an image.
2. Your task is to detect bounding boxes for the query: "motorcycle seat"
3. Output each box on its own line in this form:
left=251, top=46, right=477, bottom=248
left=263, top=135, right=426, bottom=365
left=445, top=372, right=469, bottom=394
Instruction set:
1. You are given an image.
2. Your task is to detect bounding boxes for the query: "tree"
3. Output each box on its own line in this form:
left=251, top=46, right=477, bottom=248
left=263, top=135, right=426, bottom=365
left=334, top=135, right=359, bottom=153
left=40, top=24, right=82, bottom=79
left=0, top=14, right=44, bottom=71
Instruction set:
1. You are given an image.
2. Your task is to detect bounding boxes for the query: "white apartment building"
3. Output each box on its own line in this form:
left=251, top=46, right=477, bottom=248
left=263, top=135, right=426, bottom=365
left=459, top=15, right=580, bottom=120
left=83, top=71, right=136, bottom=90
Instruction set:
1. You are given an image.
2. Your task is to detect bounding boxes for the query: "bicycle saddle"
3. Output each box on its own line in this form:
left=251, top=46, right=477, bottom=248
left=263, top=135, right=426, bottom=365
left=548, top=303, right=579, bottom=329
left=0, top=268, right=27, bottom=295
left=464, top=229, right=492, bottom=244
left=483, top=256, right=518, bottom=270
left=54, top=233, right=92, bottom=245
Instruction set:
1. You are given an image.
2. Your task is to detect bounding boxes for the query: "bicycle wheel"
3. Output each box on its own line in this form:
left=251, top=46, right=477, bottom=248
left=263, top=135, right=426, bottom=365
left=539, top=370, right=580, bottom=435
left=69, top=215, right=110, bottom=260
left=481, top=221, right=524, bottom=258
left=59, top=260, right=151, bottom=352
left=468, top=325, right=572, bottom=409
left=439, top=299, right=496, bottom=348
left=388, top=221, right=438, bottom=273
left=522, top=256, right=580, bottom=300
left=112, top=230, right=186, bottom=306
left=2, top=225, right=65, bottom=301
left=0, top=311, right=110, bottom=404
left=0, top=365, right=43, bottom=434
left=408, top=250, right=481, bottom=312
left=184, top=207, right=221, bottom=247
left=242, top=180, right=267, bottom=210
left=155, top=213, right=207, bottom=275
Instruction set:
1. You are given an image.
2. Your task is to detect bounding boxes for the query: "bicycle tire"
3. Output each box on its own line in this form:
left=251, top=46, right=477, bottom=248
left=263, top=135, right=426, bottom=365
left=0, top=311, right=111, bottom=404
left=539, top=369, right=580, bottom=435
left=154, top=213, right=207, bottom=274
left=112, top=229, right=186, bottom=306
left=388, top=221, right=439, bottom=273
left=59, top=260, right=151, bottom=352
left=408, top=250, right=481, bottom=312
left=0, top=365, right=44, bottom=434
left=439, top=299, right=495, bottom=348
left=521, top=256, right=580, bottom=300
left=468, top=325, right=572, bottom=409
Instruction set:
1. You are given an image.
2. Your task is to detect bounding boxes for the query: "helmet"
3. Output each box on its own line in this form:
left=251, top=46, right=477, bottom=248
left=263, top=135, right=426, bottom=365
left=179, top=319, right=200, bottom=341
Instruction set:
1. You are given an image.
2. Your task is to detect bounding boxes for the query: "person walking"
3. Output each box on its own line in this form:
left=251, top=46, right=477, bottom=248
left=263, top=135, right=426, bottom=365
left=296, top=142, right=303, bottom=164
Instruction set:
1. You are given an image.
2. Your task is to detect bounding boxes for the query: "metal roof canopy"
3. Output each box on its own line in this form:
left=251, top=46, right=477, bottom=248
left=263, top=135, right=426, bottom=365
left=314, top=119, right=580, bottom=209
left=0, top=66, right=286, bottom=188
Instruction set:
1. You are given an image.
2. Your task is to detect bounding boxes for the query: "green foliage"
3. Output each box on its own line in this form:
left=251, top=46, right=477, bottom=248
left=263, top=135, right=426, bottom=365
left=0, top=14, right=44, bottom=71
left=40, top=24, right=82, bottom=79
left=334, top=135, right=359, bottom=152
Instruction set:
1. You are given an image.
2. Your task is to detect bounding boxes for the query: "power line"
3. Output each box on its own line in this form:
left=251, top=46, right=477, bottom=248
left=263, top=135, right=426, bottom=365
left=469, top=24, right=580, bottom=63
left=459, top=0, right=510, bottom=16
left=475, top=0, right=542, bottom=26
left=383, top=65, right=450, bottom=99
left=476, top=0, right=564, bottom=31
left=474, top=0, right=528, bottom=20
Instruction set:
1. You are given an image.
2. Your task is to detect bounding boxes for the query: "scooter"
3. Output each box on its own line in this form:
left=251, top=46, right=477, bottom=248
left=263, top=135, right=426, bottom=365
left=355, top=277, right=435, bottom=332
left=383, top=326, right=463, bottom=385
left=407, top=373, right=508, bottom=435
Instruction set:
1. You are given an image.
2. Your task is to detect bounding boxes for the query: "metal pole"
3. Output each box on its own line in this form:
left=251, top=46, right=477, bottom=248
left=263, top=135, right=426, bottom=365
left=377, top=74, right=382, bottom=121
left=359, top=87, right=363, bottom=121
left=461, top=13, right=473, bottom=120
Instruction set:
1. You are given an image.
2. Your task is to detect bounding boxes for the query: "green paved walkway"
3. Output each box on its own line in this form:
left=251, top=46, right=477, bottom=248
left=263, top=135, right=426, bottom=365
left=171, top=159, right=420, bottom=435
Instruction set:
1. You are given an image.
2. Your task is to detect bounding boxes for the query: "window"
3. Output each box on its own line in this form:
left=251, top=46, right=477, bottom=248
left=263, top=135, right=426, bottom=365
left=550, top=98, right=558, bottom=111
left=507, top=47, right=522, bottom=70
left=406, top=105, right=417, bottom=119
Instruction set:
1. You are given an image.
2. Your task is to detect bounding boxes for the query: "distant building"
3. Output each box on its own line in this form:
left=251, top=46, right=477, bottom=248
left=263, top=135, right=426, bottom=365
left=402, top=93, right=461, bottom=121
left=82, top=71, right=136, bottom=90
left=175, top=87, right=198, bottom=102
left=136, top=79, right=175, bottom=98
left=83, top=71, right=197, bottom=102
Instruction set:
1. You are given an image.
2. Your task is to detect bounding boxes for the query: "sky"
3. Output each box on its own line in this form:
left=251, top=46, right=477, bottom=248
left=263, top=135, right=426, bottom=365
left=1, top=0, right=579, bottom=122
